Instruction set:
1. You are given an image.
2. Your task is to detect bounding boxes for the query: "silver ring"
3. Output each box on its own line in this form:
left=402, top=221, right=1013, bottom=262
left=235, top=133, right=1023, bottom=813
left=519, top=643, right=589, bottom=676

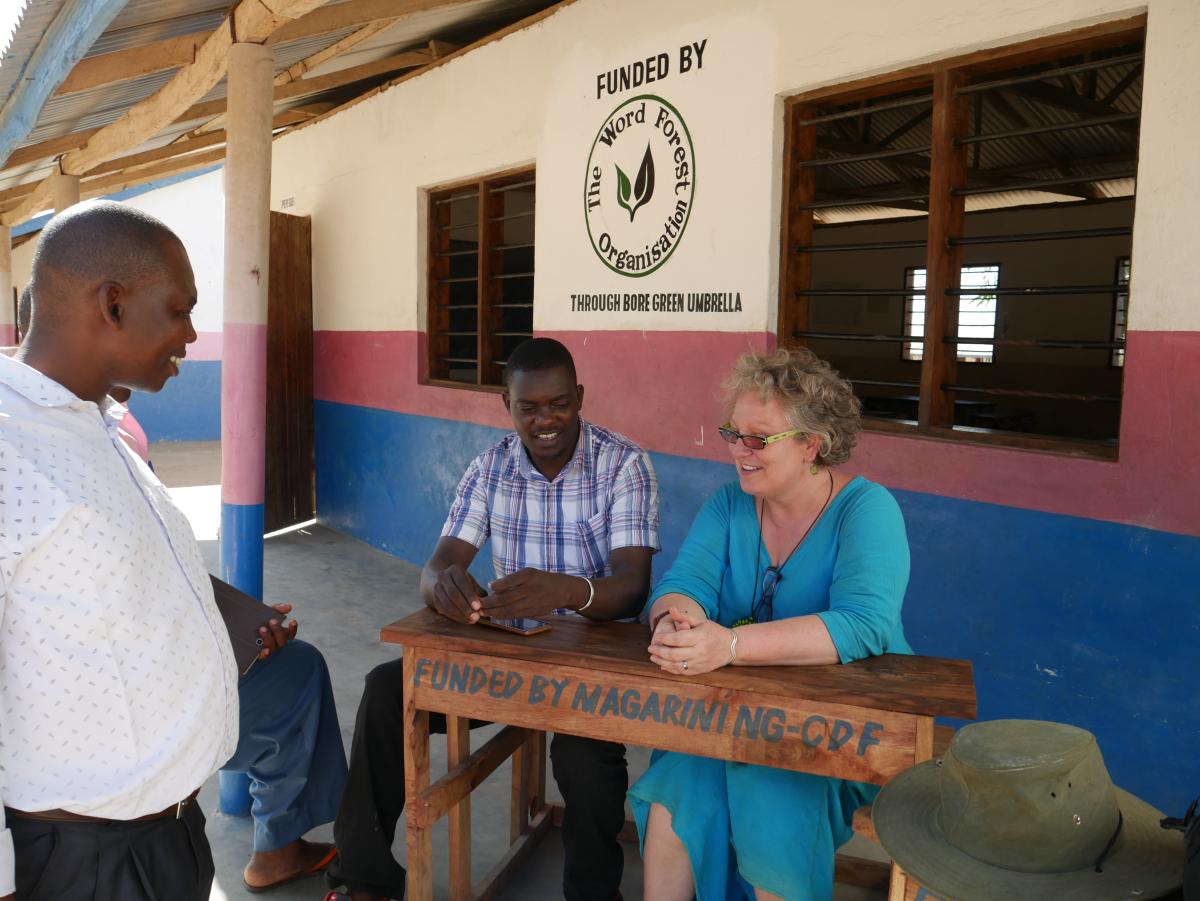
left=682, top=660, right=689, bottom=671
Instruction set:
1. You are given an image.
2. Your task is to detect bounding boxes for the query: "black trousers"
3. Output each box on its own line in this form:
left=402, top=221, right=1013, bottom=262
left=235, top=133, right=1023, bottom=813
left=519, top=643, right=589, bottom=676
left=9, top=800, right=213, bottom=901
left=327, top=657, right=627, bottom=900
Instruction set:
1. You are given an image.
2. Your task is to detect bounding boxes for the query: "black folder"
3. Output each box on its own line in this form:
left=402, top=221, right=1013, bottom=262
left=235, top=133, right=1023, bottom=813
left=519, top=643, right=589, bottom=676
left=209, top=574, right=280, bottom=676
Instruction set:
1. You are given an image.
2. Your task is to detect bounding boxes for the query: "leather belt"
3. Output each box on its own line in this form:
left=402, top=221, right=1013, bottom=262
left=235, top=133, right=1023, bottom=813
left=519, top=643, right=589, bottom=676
left=5, top=789, right=200, bottom=824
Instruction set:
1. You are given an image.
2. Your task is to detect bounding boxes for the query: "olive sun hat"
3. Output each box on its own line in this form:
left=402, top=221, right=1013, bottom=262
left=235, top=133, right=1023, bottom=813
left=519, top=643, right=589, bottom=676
left=872, top=720, right=1183, bottom=901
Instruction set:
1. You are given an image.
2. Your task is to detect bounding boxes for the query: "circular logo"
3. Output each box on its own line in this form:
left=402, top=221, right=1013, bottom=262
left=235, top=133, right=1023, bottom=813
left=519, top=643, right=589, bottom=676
left=584, top=94, right=695, bottom=277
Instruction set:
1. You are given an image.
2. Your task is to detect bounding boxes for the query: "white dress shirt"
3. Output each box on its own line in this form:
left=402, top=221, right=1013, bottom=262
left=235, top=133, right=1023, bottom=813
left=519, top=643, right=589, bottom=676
left=0, top=355, right=238, bottom=895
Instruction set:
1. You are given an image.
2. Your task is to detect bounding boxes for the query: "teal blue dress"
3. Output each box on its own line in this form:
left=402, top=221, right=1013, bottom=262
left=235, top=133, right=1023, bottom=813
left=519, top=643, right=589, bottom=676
left=629, top=477, right=911, bottom=900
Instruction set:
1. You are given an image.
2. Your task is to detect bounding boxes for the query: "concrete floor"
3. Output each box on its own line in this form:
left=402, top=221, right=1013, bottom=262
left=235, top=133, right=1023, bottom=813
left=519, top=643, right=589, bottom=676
left=152, top=441, right=887, bottom=901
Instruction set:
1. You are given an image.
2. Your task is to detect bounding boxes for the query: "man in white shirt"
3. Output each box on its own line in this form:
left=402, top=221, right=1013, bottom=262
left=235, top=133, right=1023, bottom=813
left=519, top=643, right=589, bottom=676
left=0, top=200, right=238, bottom=900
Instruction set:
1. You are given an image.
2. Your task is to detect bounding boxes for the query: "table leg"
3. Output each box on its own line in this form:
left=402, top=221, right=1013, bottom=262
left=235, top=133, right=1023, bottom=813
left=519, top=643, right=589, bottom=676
left=403, top=649, right=433, bottom=901
left=510, top=736, right=528, bottom=842
left=447, top=716, right=472, bottom=901
left=888, top=716, right=936, bottom=900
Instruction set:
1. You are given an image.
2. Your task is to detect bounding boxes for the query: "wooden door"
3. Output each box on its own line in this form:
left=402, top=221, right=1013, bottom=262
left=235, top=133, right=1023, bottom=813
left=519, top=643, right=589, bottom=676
left=264, top=211, right=314, bottom=533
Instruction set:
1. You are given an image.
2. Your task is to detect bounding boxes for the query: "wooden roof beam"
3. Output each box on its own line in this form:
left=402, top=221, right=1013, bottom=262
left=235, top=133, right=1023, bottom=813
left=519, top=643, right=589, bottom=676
left=54, top=32, right=208, bottom=97
left=1, top=0, right=330, bottom=226
left=185, top=50, right=434, bottom=138
left=269, top=0, right=481, bottom=45
left=2, top=50, right=418, bottom=180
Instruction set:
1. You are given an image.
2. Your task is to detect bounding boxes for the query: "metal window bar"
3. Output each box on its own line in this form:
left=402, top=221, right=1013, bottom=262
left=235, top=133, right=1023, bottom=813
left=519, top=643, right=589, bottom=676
left=796, top=288, right=923, bottom=296
left=798, top=192, right=929, bottom=210
left=496, top=331, right=534, bottom=337
left=952, top=171, right=1137, bottom=196
left=496, top=303, right=534, bottom=309
left=439, top=276, right=479, bottom=284
left=489, top=179, right=536, bottom=193
left=795, top=145, right=933, bottom=168
left=794, top=94, right=933, bottom=127
left=944, top=285, right=1118, bottom=296
left=438, top=221, right=479, bottom=230
left=797, top=238, right=928, bottom=253
left=956, top=112, right=1140, bottom=145
left=436, top=248, right=479, bottom=258
left=443, top=357, right=479, bottom=365
left=942, top=383, right=1121, bottom=403
left=956, top=51, right=1144, bottom=95
left=848, top=378, right=922, bottom=389
left=950, top=227, right=1131, bottom=246
left=493, top=272, right=534, bottom=280
left=434, top=302, right=480, bottom=308
left=495, top=242, right=535, bottom=251
left=433, top=191, right=479, bottom=205
left=794, top=331, right=909, bottom=342
left=942, top=337, right=1125, bottom=349
left=443, top=331, right=479, bottom=337
left=489, top=210, right=536, bottom=223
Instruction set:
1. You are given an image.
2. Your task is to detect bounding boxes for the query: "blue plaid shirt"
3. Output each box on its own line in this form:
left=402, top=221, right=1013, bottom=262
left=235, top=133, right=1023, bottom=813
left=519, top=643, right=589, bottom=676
left=442, top=419, right=660, bottom=616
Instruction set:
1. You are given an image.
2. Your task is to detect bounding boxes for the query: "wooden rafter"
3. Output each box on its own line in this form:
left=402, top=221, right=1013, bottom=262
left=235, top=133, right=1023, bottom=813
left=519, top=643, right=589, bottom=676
left=1, top=48, right=428, bottom=182
left=49, top=0, right=478, bottom=101
left=1, top=0, right=329, bottom=227
left=54, top=33, right=208, bottom=97
left=189, top=37, right=452, bottom=138
left=0, top=110, right=314, bottom=211
left=270, top=0, right=478, bottom=45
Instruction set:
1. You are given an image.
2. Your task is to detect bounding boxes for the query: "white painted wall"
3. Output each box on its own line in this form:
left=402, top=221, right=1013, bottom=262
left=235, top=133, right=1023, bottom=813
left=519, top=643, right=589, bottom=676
left=10, top=168, right=226, bottom=335
left=270, top=0, right=1200, bottom=338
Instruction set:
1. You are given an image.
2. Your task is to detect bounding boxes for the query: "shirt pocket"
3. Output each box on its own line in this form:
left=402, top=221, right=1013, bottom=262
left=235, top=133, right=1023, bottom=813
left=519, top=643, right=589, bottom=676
left=575, top=510, right=611, bottom=578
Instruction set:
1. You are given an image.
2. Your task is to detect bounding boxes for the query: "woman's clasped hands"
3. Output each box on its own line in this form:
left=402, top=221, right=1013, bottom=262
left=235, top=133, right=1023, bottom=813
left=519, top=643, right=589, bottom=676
left=648, top=606, right=737, bottom=676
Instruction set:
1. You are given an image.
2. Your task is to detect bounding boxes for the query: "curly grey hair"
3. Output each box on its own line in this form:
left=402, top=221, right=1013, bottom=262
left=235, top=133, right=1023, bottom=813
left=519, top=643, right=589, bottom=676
left=722, top=346, right=862, bottom=466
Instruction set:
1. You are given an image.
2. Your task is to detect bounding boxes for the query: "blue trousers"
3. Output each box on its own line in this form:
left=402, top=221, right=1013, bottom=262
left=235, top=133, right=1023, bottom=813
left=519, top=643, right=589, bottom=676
left=222, top=640, right=348, bottom=852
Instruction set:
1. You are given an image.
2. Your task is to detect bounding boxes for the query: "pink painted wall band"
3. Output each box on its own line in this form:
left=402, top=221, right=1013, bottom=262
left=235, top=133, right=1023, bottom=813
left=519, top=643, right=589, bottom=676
left=186, top=331, right=223, bottom=361
left=221, top=322, right=267, bottom=505
left=313, top=327, right=1200, bottom=537
left=0, top=324, right=14, bottom=346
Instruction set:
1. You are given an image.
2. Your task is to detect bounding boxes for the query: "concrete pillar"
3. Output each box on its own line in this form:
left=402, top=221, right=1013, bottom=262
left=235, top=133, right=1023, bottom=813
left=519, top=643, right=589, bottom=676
left=0, top=227, right=12, bottom=345
left=219, top=42, right=274, bottom=599
left=48, top=172, right=80, bottom=212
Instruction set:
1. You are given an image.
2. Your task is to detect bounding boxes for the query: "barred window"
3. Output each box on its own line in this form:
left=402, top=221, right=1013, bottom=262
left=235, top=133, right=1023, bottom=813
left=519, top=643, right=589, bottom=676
left=780, top=22, right=1143, bottom=454
left=427, top=168, right=535, bottom=388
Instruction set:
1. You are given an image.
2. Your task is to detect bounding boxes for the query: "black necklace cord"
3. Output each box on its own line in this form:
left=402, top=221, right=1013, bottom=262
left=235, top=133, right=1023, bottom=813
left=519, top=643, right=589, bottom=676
left=748, top=469, right=835, bottom=622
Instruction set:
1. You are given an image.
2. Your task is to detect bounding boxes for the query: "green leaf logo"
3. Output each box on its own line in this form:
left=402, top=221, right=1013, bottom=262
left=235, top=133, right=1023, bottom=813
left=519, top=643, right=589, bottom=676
left=615, top=143, right=655, bottom=221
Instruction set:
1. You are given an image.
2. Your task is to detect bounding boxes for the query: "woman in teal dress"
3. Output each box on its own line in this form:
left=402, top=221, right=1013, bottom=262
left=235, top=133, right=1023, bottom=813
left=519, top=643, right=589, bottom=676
left=630, top=347, right=911, bottom=901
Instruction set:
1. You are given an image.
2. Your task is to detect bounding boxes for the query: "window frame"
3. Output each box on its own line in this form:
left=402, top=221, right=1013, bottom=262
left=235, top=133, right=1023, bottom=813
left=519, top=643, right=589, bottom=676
left=1110, top=256, right=1130, bottom=368
left=425, top=165, right=536, bottom=393
left=778, top=15, right=1145, bottom=459
left=902, top=263, right=1000, bottom=364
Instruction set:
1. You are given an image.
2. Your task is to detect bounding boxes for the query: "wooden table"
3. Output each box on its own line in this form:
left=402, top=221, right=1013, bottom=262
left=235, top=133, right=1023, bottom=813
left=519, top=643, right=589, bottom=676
left=383, top=608, right=976, bottom=901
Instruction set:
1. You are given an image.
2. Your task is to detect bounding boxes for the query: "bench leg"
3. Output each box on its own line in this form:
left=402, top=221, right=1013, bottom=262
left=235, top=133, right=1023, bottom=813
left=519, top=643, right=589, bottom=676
left=447, top=716, right=472, bottom=901
left=403, top=650, right=433, bottom=901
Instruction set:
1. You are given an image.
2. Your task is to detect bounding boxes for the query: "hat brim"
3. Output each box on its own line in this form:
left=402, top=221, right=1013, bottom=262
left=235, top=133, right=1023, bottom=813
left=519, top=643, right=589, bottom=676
left=873, top=761, right=1183, bottom=901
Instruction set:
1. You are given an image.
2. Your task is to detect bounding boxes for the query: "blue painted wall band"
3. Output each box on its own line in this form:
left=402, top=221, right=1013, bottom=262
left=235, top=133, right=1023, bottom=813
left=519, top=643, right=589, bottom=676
left=313, top=398, right=1200, bottom=816
left=129, top=360, right=221, bottom=441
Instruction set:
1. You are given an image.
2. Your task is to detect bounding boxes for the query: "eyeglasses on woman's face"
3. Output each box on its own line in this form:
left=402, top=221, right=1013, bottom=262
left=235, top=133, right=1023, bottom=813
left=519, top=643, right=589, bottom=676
left=717, top=423, right=801, bottom=451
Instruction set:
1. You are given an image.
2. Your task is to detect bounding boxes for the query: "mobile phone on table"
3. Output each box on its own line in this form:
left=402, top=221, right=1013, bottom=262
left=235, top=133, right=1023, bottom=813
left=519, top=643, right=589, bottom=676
left=478, top=617, right=551, bottom=636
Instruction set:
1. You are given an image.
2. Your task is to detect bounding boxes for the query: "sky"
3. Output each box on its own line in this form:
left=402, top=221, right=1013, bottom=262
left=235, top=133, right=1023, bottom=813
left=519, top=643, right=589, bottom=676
left=0, top=0, right=29, bottom=63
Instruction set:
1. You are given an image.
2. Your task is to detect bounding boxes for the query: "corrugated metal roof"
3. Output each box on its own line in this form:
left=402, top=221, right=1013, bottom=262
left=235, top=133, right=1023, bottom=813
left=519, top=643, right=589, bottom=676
left=0, top=0, right=558, bottom=206
left=0, top=0, right=66, bottom=113
left=87, top=0, right=231, bottom=56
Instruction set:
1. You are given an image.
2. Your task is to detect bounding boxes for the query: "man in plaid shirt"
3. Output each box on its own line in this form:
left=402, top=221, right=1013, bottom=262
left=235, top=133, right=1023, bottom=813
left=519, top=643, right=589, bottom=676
left=327, top=339, right=660, bottom=901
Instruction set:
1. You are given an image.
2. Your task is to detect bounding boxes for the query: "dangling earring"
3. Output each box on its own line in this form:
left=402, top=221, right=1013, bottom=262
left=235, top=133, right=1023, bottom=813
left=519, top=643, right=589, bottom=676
left=810, top=462, right=819, bottom=475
